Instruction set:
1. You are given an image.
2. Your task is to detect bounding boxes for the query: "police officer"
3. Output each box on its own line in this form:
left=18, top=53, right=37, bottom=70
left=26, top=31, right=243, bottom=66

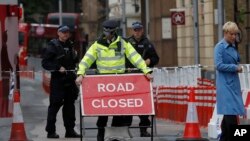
left=126, top=21, right=159, bottom=137
left=75, top=19, right=152, bottom=141
left=42, top=25, right=80, bottom=138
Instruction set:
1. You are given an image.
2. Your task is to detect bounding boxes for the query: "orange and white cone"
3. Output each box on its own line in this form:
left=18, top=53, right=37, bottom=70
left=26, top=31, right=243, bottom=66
left=244, top=91, right=250, bottom=119
left=9, top=90, right=28, bottom=141
left=176, top=87, right=208, bottom=141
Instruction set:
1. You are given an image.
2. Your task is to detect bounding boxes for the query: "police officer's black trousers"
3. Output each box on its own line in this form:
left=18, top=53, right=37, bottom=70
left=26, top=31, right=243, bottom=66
left=96, top=116, right=132, bottom=141
left=139, top=115, right=151, bottom=128
left=46, top=85, right=76, bottom=133
left=219, top=115, right=237, bottom=141
left=96, top=116, right=108, bottom=141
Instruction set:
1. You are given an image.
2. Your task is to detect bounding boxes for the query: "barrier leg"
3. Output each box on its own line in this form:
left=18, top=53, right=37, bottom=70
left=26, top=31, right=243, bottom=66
left=153, top=115, right=157, bottom=136
left=151, top=115, right=154, bottom=141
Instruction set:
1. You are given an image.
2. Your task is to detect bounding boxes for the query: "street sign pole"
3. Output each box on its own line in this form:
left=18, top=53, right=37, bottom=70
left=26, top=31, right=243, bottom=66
left=218, top=0, right=224, bottom=40
left=145, top=0, right=150, bottom=38
left=59, top=0, right=62, bottom=25
left=193, top=0, right=200, bottom=65
left=121, top=0, right=126, bottom=37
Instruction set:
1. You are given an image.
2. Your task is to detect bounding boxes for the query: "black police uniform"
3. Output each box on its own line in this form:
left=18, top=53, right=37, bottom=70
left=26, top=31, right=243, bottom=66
left=42, top=38, right=79, bottom=137
left=126, top=34, right=159, bottom=136
left=127, top=35, right=159, bottom=68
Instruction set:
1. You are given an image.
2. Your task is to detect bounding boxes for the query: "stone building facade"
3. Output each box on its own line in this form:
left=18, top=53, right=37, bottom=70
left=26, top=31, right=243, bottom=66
left=176, top=0, right=215, bottom=67
left=80, top=0, right=250, bottom=67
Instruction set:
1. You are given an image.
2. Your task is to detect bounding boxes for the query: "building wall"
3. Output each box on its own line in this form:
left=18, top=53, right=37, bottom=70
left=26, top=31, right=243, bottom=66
left=99, top=0, right=178, bottom=67
left=221, top=0, right=248, bottom=64
left=149, top=0, right=248, bottom=67
left=176, top=0, right=214, bottom=67
left=108, top=0, right=142, bottom=36
left=201, top=0, right=214, bottom=66
left=80, top=0, right=250, bottom=67
left=109, top=0, right=141, bottom=19
left=227, top=0, right=250, bottom=64
left=81, top=0, right=105, bottom=43
left=149, top=0, right=177, bottom=67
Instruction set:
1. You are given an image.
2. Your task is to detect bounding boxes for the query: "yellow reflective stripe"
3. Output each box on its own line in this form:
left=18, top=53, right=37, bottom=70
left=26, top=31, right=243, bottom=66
left=97, top=69, right=125, bottom=74
left=80, top=61, right=90, bottom=68
left=121, top=39, right=125, bottom=54
left=134, top=58, right=144, bottom=66
left=96, top=48, right=102, bottom=51
left=96, top=48, right=102, bottom=58
left=99, top=56, right=123, bottom=61
left=96, top=40, right=125, bottom=61
left=97, top=64, right=125, bottom=71
left=85, top=53, right=95, bottom=62
left=127, top=51, right=137, bottom=60
left=96, top=47, right=124, bottom=60
left=96, top=48, right=123, bottom=61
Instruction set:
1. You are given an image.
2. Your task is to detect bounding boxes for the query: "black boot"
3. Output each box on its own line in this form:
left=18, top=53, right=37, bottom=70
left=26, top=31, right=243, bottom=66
left=97, top=128, right=105, bottom=141
left=65, top=129, right=81, bottom=138
left=140, top=128, right=151, bottom=137
left=47, top=132, right=59, bottom=138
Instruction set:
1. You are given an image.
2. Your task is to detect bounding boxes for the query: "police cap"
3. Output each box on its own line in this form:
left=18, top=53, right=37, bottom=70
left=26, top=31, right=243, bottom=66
left=102, top=20, right=118, bottom=32
left=58, top=25, right=70, bottom=32
left=132, top=21, right=143, bottom=29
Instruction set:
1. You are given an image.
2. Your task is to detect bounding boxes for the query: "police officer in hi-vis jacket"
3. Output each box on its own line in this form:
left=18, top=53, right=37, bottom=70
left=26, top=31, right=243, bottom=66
left=75, top=19, right=152, bottom=141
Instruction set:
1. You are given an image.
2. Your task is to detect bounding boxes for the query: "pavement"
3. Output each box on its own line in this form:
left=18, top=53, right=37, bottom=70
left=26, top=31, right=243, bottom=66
left=0, top=57, right=218, bottom=141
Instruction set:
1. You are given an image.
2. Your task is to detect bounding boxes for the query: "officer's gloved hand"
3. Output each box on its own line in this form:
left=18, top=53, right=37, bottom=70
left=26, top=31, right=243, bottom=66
left=145, top=73, right=153, bottom=81
left=75, top=75, right=84, bottom=85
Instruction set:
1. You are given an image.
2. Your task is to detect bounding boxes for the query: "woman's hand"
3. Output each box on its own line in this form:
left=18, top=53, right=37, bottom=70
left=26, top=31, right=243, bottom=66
left=237, top=66, right=243, bottom=73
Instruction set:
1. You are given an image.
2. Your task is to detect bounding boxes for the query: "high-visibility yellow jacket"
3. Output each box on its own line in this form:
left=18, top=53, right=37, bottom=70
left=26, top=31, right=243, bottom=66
left=77, top=35, right=151, bottom=75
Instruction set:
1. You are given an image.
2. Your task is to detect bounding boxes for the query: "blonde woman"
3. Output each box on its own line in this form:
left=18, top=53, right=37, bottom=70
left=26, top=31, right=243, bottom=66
left=214, top=21, right=245, bottom=141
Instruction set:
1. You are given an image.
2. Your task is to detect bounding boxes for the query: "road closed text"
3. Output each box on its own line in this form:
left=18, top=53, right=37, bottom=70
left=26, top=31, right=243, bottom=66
left=92, top=83, right=143, bottom=108
left=81, top=74, right=154, bottom=115
left=92, top=98, right=143, bottom=108
left=97, top=83, right=134, bottom=92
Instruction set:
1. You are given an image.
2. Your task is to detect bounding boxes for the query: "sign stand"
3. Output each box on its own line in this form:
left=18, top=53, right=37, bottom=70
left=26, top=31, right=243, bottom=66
left=79, top=74, right=155, bottom=141
left=79, top=109, right=155, bottom=141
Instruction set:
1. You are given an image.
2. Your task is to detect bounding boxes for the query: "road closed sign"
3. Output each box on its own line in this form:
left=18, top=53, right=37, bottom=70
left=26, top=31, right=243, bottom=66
left=80, top=74, right=155, bottom=116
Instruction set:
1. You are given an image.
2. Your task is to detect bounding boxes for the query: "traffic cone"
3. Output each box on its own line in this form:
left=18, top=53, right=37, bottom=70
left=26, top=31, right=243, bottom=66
left=176, top=87, right=208, bottom=141
left=9, top=89, right=28, bottom=141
